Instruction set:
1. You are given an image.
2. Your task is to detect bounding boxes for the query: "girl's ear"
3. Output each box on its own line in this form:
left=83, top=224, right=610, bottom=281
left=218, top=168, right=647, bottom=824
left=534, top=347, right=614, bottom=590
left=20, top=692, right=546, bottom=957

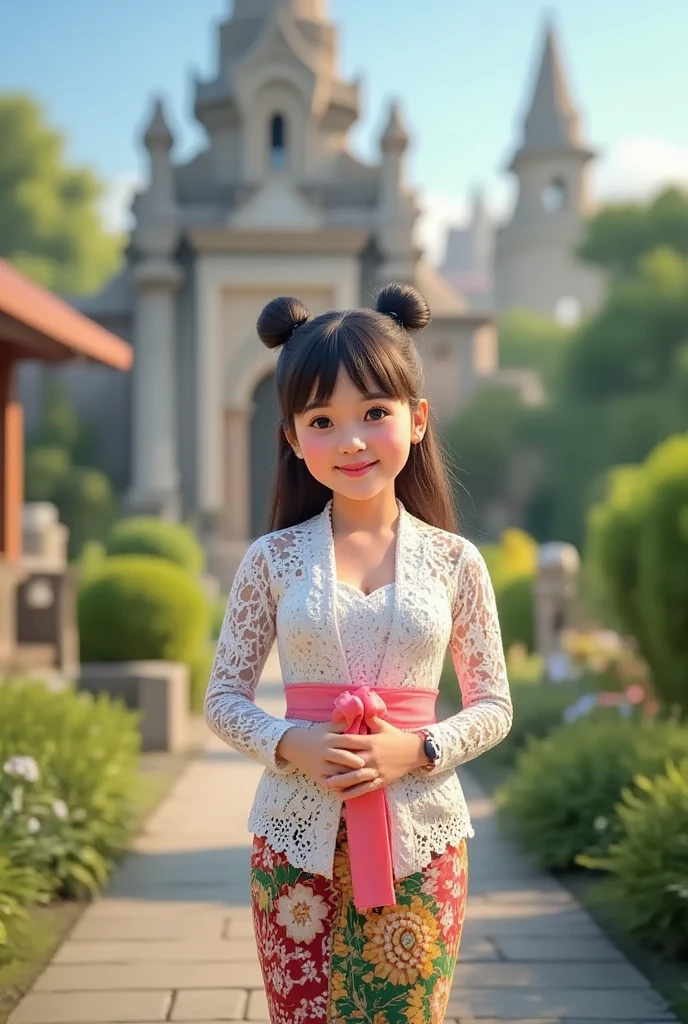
left=411, top=399, right=429, bottom=443
left=284, top=425, right=303, bottom=459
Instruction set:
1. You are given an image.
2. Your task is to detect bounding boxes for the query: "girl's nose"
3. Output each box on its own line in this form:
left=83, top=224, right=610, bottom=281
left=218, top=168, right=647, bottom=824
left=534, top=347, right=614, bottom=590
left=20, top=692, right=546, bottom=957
left=337, top=433, right=366, bottom=454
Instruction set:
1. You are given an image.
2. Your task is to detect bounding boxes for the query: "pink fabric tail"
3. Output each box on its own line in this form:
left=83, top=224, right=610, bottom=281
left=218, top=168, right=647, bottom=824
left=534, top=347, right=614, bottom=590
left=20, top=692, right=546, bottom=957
left=284, top=684, right=437, bottom=911
left=331, top=688, right=395, bottom=910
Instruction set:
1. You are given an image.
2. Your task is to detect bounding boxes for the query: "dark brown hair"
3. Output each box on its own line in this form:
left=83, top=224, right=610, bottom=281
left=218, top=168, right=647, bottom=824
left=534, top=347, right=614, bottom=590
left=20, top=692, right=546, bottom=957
left=256, top=283, right=458, bottom=534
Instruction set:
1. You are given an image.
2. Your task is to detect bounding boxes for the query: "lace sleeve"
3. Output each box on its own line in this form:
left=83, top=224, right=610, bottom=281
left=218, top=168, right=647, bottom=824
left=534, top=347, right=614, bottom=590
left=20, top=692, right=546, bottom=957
left=203, top=537, right=294, bottom=773
left=423, top=541, right=513, bottom=775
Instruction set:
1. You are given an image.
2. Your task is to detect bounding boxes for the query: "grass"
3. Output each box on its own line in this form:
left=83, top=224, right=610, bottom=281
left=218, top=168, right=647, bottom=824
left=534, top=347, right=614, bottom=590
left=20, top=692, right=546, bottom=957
left=0, top=731, right=203, bottom=1024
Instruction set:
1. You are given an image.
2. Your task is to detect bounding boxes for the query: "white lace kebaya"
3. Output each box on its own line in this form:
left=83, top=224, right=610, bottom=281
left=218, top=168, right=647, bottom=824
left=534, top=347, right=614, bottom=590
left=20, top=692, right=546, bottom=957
left=204, top=499, right=513, bottom=881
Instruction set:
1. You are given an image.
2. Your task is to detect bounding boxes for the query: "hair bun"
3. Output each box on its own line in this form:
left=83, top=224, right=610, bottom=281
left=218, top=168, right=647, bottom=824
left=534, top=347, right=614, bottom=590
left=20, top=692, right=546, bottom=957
left=256, top=296, right=311, bottom=350
left=376, top=283, right=431, bottom=333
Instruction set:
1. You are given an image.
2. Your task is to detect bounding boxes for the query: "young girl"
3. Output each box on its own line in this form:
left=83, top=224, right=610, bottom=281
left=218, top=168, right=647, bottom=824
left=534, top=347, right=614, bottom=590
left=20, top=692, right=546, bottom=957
left=204, top=283, right=513, bottom=1024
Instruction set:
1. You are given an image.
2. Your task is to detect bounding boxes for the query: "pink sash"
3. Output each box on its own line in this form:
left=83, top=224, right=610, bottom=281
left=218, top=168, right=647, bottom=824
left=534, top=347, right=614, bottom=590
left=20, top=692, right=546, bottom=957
left=284, top=684, right=437, bottom=910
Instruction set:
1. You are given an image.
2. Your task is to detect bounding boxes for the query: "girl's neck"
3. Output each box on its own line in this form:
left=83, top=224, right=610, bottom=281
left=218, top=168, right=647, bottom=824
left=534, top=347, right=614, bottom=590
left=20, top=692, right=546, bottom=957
left=330, top=487, right=399, bottom=537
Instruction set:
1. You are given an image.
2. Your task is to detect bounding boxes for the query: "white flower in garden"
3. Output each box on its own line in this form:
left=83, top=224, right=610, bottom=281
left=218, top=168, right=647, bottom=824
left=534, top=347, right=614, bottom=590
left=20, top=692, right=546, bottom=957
left=52, top=799, right=69, bottom=820
left=27, top=817, right=41, bottom=834
left=3, top=756, right=40, bottom=783
left=593, top=816, right=608, bottom=832
left=275, top=883, right=329, bottom=944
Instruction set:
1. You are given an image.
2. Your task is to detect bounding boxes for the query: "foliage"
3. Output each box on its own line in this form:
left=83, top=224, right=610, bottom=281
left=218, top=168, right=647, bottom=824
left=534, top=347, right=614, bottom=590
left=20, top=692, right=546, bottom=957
left=579, top=759, right=688, bottom=959
left=105, top=517, right=206, bottom=576
left=481, top=528, right=538, bottom=590
left=498, top=308, right=573, bottom=390
left=577, top=186, right=688, bottom=278
left=587, top=434, right=688, bottom=715
left=78, top=555, right=210, bottom=665
left=564, top=248, right=688, bottom=402
left=23, top=446, right=70, bottom=503
left=189, top=644, right=216, bottom=714
left=495, top=715, right=688, bottom=870
left=0, top=94, right=122, bottom=295
left=52, top=466, right=117, bottom=561
left=484, top=677, right=593, bottom=766
left=0, top=680, right=140, bottom=956
left=445, top=386, right=541, bottom=535
left=495, top=573, right=535, bottom=654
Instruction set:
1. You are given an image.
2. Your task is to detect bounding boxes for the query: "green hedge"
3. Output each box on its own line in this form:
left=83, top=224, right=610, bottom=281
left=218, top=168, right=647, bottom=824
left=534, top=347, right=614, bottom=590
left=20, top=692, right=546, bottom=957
left=579, top=759, right=688, bottom=959
left=78, top=555, right=210, bottom=664
left=0, top=680, right=140, bottom=959
left=496, top=714, right=688, bottom=870
left=106, top=517, right=205, bottom=576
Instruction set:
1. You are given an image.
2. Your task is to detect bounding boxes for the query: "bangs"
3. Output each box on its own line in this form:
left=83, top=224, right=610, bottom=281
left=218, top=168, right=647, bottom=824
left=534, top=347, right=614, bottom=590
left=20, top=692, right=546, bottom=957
left=283, top=313, right=409, bottom=420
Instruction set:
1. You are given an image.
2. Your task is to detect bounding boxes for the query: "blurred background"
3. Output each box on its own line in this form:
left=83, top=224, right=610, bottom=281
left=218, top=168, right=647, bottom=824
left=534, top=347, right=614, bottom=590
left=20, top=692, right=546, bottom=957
left=1, top=4, right=688, bottom=1016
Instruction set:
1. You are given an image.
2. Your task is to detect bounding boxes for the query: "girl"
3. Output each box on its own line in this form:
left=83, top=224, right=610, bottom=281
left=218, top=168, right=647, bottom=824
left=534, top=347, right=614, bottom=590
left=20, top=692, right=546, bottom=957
left=204, top=283, right=513, bottom=1024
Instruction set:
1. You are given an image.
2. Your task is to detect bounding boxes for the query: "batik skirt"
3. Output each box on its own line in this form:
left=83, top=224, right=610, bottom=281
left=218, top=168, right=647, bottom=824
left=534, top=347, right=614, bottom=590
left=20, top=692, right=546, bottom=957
left=249, top=810, right=468, bottom=1024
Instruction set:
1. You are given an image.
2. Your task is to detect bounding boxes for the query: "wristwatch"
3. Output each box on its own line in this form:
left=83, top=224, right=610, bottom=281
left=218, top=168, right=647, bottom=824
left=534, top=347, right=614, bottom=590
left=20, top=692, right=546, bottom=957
left=416, top=729, right=439, bottom=770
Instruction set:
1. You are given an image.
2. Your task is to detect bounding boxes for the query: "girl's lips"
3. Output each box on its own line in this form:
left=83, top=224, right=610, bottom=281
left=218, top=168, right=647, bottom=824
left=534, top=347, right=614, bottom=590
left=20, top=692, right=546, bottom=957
left=337, top=461, right=377, bottom=477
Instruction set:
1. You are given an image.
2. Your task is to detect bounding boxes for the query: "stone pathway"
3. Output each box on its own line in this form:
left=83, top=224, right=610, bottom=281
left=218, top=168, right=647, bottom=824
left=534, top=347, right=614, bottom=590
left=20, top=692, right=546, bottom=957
left=9, top=649, right=679, bottom=1023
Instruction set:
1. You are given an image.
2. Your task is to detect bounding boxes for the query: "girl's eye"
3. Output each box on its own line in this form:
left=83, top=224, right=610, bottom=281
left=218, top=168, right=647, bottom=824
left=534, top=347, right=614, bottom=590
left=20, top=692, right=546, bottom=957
left=307, top=407, right=391, bottom=429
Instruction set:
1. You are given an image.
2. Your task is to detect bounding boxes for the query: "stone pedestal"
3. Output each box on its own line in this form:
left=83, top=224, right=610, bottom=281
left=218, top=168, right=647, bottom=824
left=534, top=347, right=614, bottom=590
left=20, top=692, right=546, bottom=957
left=534, top=542, right=581, bottom=665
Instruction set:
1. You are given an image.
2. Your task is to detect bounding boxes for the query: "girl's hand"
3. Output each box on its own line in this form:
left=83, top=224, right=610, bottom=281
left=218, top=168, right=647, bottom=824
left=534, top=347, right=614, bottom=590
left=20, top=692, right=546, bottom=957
left=276, top=722, right=368, bottom=788
left=324, top=718, right=427, bottom=800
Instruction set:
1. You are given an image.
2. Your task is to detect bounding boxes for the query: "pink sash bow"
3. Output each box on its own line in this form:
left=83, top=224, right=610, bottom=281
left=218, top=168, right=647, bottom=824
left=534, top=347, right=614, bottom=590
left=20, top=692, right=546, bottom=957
left=284, top=683, right=437, bottom=910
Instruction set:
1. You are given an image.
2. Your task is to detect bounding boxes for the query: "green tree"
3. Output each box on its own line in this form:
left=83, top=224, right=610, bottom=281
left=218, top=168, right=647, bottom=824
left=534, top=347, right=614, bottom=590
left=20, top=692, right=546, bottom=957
left=0, top=93, right=122, bottom=295
left=577, top=186, right=688, bottom=278
left=498, top=308, right=573, bottom=391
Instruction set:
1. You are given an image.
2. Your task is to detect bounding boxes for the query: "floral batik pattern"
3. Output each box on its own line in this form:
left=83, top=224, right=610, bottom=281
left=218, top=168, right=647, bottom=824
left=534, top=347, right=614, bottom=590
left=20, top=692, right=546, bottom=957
left=250, top=814, right=468, bottom=1024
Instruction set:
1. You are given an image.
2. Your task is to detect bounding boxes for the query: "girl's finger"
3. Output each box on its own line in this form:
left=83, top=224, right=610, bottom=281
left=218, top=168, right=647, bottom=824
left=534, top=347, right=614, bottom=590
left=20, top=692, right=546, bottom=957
left=326, top=749, right=365, bottom=769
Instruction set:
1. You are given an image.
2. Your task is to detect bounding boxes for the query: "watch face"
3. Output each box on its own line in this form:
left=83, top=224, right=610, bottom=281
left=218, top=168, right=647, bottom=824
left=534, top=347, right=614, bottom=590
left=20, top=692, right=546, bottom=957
left=424, top=736, right=438, bottom=761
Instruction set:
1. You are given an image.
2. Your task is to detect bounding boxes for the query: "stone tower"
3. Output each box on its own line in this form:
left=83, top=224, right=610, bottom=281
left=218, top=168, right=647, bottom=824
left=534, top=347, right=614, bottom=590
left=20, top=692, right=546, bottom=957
left=494, top=17, right=603, bottom=322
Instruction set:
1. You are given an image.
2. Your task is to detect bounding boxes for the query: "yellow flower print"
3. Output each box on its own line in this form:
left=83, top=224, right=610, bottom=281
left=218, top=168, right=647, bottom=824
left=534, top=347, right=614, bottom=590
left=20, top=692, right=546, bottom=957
left=330, top=970, right=348, bottom=1003
left=404, top=987, right=428, bottom=1024
left=362, top=897, right=442, bottom=986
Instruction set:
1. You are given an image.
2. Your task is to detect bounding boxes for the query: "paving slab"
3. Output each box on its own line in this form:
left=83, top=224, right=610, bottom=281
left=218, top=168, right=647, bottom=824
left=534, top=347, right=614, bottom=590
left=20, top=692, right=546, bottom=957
left=169, top=989, right=248, bottom=1021
left=8, top=991, right=172, bottom=1024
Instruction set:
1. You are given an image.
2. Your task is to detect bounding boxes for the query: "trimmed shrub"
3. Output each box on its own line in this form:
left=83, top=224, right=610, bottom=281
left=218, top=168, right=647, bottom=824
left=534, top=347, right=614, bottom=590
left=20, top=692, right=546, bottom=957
left=78, top=555, right=210, bottom=664
left=484, top=678, right=593, bottom=765
left=496, top=715, right=688, bottom=869
left=578, top=759, right=688, bottom=959
left=106, top=517, right=205, bottom=576
left=496, top=573, right=535, bottom=653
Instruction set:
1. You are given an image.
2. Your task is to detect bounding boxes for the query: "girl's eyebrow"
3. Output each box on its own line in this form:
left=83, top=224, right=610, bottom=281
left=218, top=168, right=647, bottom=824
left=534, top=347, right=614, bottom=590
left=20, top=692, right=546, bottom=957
left=302, top=390, right=390, bottom=414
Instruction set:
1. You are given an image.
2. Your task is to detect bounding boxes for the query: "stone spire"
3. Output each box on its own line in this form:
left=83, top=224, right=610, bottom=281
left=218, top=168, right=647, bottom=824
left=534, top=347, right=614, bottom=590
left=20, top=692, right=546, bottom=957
left=231, top=0, right=327, bottom=21
left=515, top=16, right=592, bottom=161
left=143, top=98, right=173, bottom=151
left=381, top=100, right=410, bottom=152
left=141, top=97, right=176, bottom=219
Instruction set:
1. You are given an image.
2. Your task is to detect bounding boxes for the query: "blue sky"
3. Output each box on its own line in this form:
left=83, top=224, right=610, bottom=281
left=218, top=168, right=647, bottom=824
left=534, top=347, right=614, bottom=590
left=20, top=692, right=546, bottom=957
left=2, top=0, right=687, bottom=260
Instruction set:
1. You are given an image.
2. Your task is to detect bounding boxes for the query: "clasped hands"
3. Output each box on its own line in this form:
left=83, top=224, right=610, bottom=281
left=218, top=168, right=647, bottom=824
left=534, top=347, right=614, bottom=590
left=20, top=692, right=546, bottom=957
left=276, top=715, right=427, bottom=801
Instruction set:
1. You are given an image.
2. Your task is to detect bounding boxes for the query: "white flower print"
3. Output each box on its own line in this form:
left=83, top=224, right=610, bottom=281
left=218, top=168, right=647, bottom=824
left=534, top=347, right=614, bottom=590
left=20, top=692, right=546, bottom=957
left=275, top=883, right=329, bottom=945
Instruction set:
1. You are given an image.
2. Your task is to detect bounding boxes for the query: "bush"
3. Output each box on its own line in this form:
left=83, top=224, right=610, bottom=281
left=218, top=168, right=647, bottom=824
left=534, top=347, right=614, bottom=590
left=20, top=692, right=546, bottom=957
left=587, top=434, right=688, bottom=716
left=496, top=574, right=535, bottom=653
left=578, top=759, right=688, bottom=959
left=485, top=677, right=592, bottom=765
left=78, top=555, right=210, bottom=664
left=106, top=517, right=205, bottom=576
left=0, top=679, right=140, bottom=946
left=496, top=715, right=688, bottom=870
left=189, top=644, right=216, bottom=713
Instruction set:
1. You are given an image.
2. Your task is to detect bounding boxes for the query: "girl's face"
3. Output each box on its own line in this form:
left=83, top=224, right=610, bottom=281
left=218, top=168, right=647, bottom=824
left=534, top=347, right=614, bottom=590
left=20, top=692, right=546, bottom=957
left=286, top=368, right=428, bottom=501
